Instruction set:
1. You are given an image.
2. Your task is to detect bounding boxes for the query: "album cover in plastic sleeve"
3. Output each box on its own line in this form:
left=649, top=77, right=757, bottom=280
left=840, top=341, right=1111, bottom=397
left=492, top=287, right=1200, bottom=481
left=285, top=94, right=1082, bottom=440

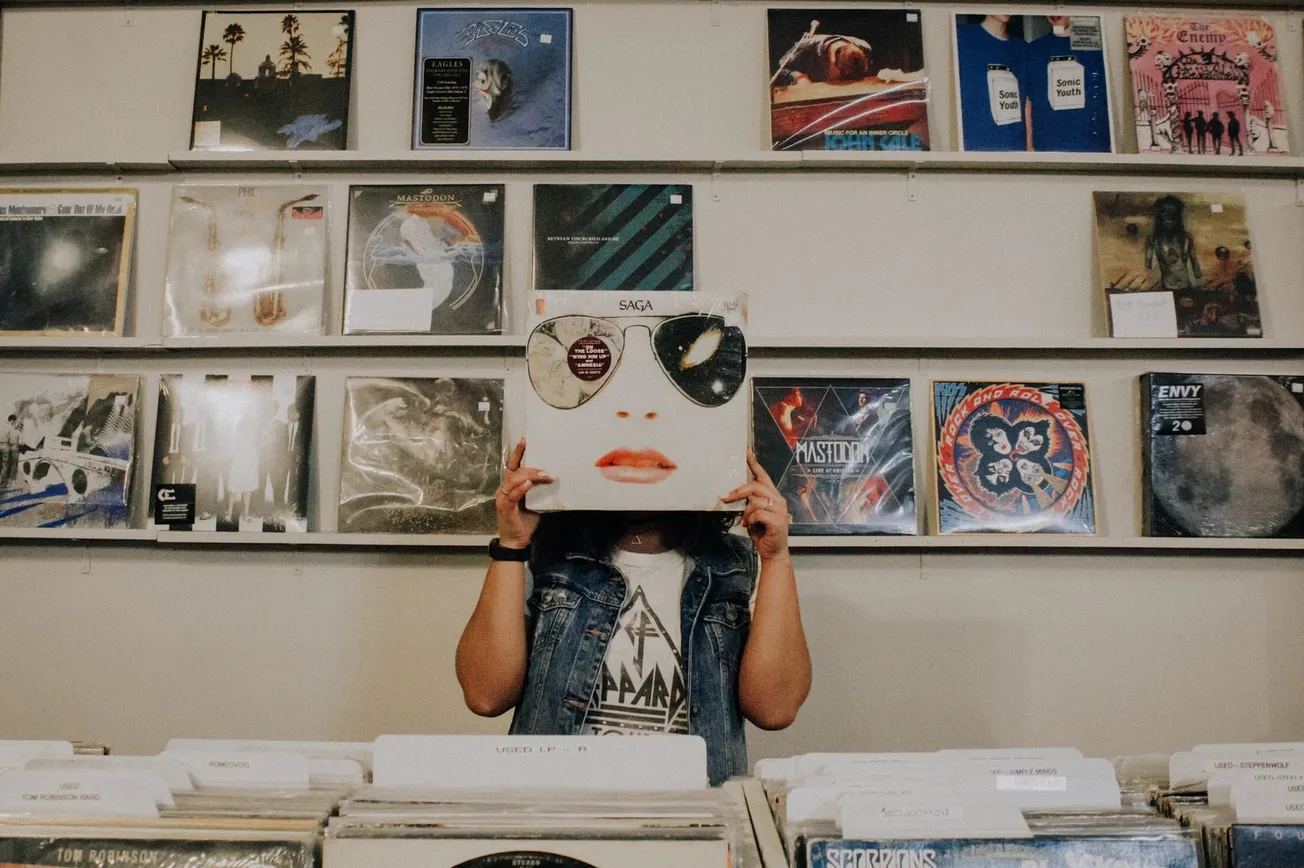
left=1093, top=191, right=1260, bottom=339
left=165, top=185, right=328, bottom=336
left=807, top=837, right=1199, bottom=868
left=524, top=291, right=747, bottom=512
left=340, top=377, right=503, bottom=533
left=1229, top=824, right=1304, bottom=867
left=1127, top=16, right=1288, bottom=157
left=533, top=184, right=693, bottom=292
left=190, top=10, right=353, bottom=151
left=0, top=836, right=313, bottom=868
left=953, top=13, right=1112, bottom=152
left=768, top=9, right=930, bottom=151
left=932, top=380, right=1096, bottom=534
left=0, top=374, right=139, bottom=529
left=343, top=185, right=504, bottom=335
left=413, top=8, right=573, bottom=150
left=753, top=378, right=916, bottom=535
left=326, top=837, right=729, bottom=868
left=0, top=189, right=136, bottom=337
left=152, top=373, right=314, bottom=532
left=1142, top=373, right=1304, bottom=538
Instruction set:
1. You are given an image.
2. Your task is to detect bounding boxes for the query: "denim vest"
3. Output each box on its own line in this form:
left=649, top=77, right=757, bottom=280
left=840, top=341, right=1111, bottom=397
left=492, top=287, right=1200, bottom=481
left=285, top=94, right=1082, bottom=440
left=509, top=533, right=758, bottom=786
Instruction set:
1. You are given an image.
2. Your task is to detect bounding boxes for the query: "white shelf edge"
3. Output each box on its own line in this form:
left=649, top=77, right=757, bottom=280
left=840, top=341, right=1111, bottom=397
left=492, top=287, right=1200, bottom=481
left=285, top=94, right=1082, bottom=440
left=159, top=334, right=525, bottom=350
left=0, top=337, right=161, bottom=350
left=798, top=149, right=1304, bottom=176
left=0, top=528, right=155, bottom=541
left=154, top=531, right=492, bottom=548
left=788, top=535, right=1304, bottom=551
left=748, top=336, right=1301, bottom=351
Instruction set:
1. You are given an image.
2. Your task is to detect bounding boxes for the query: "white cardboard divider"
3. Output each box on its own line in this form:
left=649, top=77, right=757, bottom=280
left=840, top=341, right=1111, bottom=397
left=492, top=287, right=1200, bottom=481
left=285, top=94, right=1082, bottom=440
left=1171, top=749, right=1304, bottom=790
left=372, top=735, right=708, bottom=790
left=937, top=748, right=1084, bottom=761
left=26, top=757, right=194, bottom=792
left=791, top=753, right=939, bottom=782
left=1234, top=781, right=1304, bottom=824
left=1194, top=743, right=1304, bottom=755
left=1208, top=760, right=1304, bottom=806
left=158, top=750, right=312, bottom=789
left=165, top=739, right=374, bottom=772
left=309, top=758, right=366, bottom=787
left=839, top=796, right=1032, bottom=840
left=753, top=757, right=793, bottom=782
left=956, top=759, right=1121, bottom=810
left=0, top=770, right=161, bottom=816
left=787, top=784, right=943, bottom=824
left=0, top=742, right=74, bottom=768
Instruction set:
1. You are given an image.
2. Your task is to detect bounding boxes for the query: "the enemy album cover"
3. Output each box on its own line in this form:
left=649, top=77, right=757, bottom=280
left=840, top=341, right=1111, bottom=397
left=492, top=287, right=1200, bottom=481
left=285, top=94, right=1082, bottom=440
left=340, top=377, right=503, bottom=533
left=191, top=10, right=354, bottom=151
left=165, top=184, right=328, bottom=336
left=413, top=8, right=573, bottom=150
left=932, top=381, right=1096, bottom=534
left=768, top=9, right=930, bottom=151
left=1143, top=373, right=1304, bottom=538
left=953, top=13, right=1113, bottom=153
left=0, top=189, right=136, bottom=337
left=152, top=373, right=314, bottom=532
left=343, top=185, right=504, bottom=334
left=753, top=378, right=916, bottom=535
left=1093, top=191, right=1260, bottom=339
left=533, top=184, right=694, bottom=291
left=1127, top=16, right=1288, bottom=157
left=0, top=374, right=139, bottom=529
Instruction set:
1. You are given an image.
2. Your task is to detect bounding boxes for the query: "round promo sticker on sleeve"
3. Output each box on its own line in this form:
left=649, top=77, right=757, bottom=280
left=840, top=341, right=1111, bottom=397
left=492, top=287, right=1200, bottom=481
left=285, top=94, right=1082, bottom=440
left=1047, top=57, right=1086, bottom=111
left=986, top=65, right=1022, bottom=125
left=567, top=335, right=612, bottom=381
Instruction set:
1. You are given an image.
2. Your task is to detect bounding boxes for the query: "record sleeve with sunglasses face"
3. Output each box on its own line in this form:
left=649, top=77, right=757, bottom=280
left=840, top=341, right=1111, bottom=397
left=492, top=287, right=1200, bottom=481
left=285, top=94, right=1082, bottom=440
left=533, top=184, right=694, bottom=291
left=165, top=185, right=328, bottom=336
left=524, top=291, right=748, bottom=512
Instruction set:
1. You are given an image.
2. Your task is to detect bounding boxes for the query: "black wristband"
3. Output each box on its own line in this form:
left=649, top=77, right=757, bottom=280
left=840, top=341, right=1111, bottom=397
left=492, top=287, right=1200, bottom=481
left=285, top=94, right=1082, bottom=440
left=488, top=537, right=531, bottom=562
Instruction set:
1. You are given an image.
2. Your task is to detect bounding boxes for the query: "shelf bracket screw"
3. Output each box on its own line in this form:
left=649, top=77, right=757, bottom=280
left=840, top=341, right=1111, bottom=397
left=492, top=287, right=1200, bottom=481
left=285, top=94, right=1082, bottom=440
left=81, top=545, right=92, bottom=576
left=710, top=0, right=721, bottom=27
left=293, top=549, right=304, bottom=577
left=907, top=169, right=919, bottom=203
left=1296, top=177, right=1304, bottom=207
left=711, top=161, right=724, bottom=202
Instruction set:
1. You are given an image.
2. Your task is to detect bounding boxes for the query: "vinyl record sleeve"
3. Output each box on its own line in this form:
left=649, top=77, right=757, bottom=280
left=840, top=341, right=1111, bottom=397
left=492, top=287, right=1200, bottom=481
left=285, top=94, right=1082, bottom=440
left=326, top=836, right=729, bottom=868
left=1229, top=824, right=1304, bottom=867
left=1126, top=16, right=1288, bottom=157
left=523, top=291, right=747, bottom=512
left=0, top=189, right=136, bottom=337
left=151, top=373, right=314, bottom=533
left=808, top=837, right=1199, bottom=868
left=533, top=185, right=694, bottom=292
left=768, top=9, right=930, bottom=151
left=0, top=836, right=313, bottom=868
left=952, top=13, right=1113, bottom=153
left=165, top=185, right=328, bottom=336
left=1093, top=191, right=1260, bottom=339
left=190, top=9, right=354, bottom=151
left=343, top=185, right=504, bottom=335
left=0, top=374, right=140, bottom=529
left=412, top=8, right=573, bottom=150
left=340, top=377, right=503, bottom=533
left=932, top=380, right=1096, bottom=534
left=1142, top=373, right=1304, bottom=538
left=752, top=378, right=916, bottom=535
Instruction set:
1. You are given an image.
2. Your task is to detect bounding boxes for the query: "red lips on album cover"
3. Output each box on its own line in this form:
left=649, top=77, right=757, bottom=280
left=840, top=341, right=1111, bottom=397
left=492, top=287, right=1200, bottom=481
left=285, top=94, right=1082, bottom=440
left=595, top=449, right=678, bottom=484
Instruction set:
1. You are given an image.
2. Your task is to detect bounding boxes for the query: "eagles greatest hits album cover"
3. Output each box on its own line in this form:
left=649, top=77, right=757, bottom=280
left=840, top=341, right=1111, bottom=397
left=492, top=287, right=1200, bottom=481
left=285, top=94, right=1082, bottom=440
left=753, top=378, right=916, bottom=535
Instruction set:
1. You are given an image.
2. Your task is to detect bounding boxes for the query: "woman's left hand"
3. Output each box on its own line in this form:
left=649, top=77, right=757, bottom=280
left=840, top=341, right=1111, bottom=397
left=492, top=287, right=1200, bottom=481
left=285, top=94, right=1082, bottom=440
left=722, top=448, right=791, bottom=562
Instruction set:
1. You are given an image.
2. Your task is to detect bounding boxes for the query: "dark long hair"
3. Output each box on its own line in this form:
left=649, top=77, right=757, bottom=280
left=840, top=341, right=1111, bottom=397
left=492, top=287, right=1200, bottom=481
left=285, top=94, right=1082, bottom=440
left=531, top=511, right=740, bottom=565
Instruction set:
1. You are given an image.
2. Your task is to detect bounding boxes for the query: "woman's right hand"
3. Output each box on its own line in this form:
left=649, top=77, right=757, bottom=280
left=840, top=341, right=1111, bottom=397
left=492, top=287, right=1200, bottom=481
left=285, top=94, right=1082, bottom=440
left=495, top=438, right=553, bottom=549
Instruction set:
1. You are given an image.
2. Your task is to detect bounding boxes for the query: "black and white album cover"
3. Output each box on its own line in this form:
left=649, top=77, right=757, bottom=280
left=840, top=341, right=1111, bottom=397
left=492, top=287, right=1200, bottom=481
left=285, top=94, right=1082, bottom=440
left=152, top=373, right=315, bottom=532
left=340, top=377, right=503, bottom=533
left=0, top=374, right=140, bottom=529
left=191, top=10, right=354, bottom=151
left=165, top=184, right=328, bottom=336
left=0, top=189, right=137, bottom=336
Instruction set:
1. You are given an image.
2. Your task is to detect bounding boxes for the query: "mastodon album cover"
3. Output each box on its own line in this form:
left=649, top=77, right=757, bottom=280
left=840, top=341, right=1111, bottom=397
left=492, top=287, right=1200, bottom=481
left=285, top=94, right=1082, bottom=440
left=165, top=184, right=328, bottom=336
left=339, top=377, right=503, bottom=533
left=191, top=10, right=354, bottom=151
left=343, top=185, right=504, bottom=335
left=0, top=374, right=140, bottom=529
left=932, top=381, right=1096, bottom=534
left=152, top=373, right=314, bottom=532
left=1126, top=16, right=1288, bottom=157
left=768, top=8, right=930, bottom=151
left=533, top=184, right=694, bottom=292
left=413, top=8, right=573, bottom=150
left=0, top=189, right=136, bottom=337
left=753, top=378, right=916, bottom=535
left=1143, top=373, right=1304, bottom=538
left=1093, top=191, right=1260, bottom=339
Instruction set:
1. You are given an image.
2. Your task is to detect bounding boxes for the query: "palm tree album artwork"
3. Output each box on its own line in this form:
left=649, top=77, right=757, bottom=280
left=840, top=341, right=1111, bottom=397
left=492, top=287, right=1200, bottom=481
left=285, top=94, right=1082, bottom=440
left=191, top=10, right=355, bottom=151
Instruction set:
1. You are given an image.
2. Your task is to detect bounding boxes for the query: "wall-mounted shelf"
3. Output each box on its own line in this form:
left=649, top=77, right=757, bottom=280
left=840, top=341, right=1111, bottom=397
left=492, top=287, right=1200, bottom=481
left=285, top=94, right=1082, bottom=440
left=0, top=528, right=156, bottom=542
left=787, top=536, right=1304, bottom=553
left=153, top=531, right=494, bottom=548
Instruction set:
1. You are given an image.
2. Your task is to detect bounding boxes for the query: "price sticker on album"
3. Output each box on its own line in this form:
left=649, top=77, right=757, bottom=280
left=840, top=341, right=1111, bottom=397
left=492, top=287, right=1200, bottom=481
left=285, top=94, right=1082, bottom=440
left=1047, top=56, right=1085, bottom=111
left=986, top=65, right=1022, bottom=125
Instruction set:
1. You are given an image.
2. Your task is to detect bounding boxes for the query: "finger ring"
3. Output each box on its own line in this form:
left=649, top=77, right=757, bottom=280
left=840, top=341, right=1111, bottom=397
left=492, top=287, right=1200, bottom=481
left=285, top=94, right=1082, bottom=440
left=766, top=497, right=774, bottom=510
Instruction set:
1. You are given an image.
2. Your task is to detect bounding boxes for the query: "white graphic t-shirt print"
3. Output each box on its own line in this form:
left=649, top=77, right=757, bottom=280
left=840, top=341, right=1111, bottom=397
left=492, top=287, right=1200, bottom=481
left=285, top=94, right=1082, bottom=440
left=582, top=548, right=689, bottom=735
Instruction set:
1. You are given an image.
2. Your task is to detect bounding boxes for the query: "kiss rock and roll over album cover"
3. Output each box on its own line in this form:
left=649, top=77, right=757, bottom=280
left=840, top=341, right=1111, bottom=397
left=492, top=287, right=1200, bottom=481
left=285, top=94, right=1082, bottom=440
left=413, top=8, right=573, bottom=150
left=339, top=377, right=503, bottom=534
left=952, top=13, right=1113, bottom=153
left=152, top=373, right=314, bottom=533
left=0, top=189, right=137, bottom=337
left=1127, top=16, right=1289, bottom=158
left=932, top=381, right=1096, bottom=534
left=0, top=374, right=140, bottom=529
left=165, top=184, right=328, bottom=336
left=1093, top=191, right=1260, bottom=339
left=191, top=10, right=354, bottom=151
left=753, top=378, right=916, bottom=535
left=524, top=291, right=748, bottom=512
left=768, top=8, right=930, bottom=151
left=1143, top=373, right=1304, bottom=538
left=533, top=184, right=694, bottom=292
left=343, top=185, right=504, bottom=335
